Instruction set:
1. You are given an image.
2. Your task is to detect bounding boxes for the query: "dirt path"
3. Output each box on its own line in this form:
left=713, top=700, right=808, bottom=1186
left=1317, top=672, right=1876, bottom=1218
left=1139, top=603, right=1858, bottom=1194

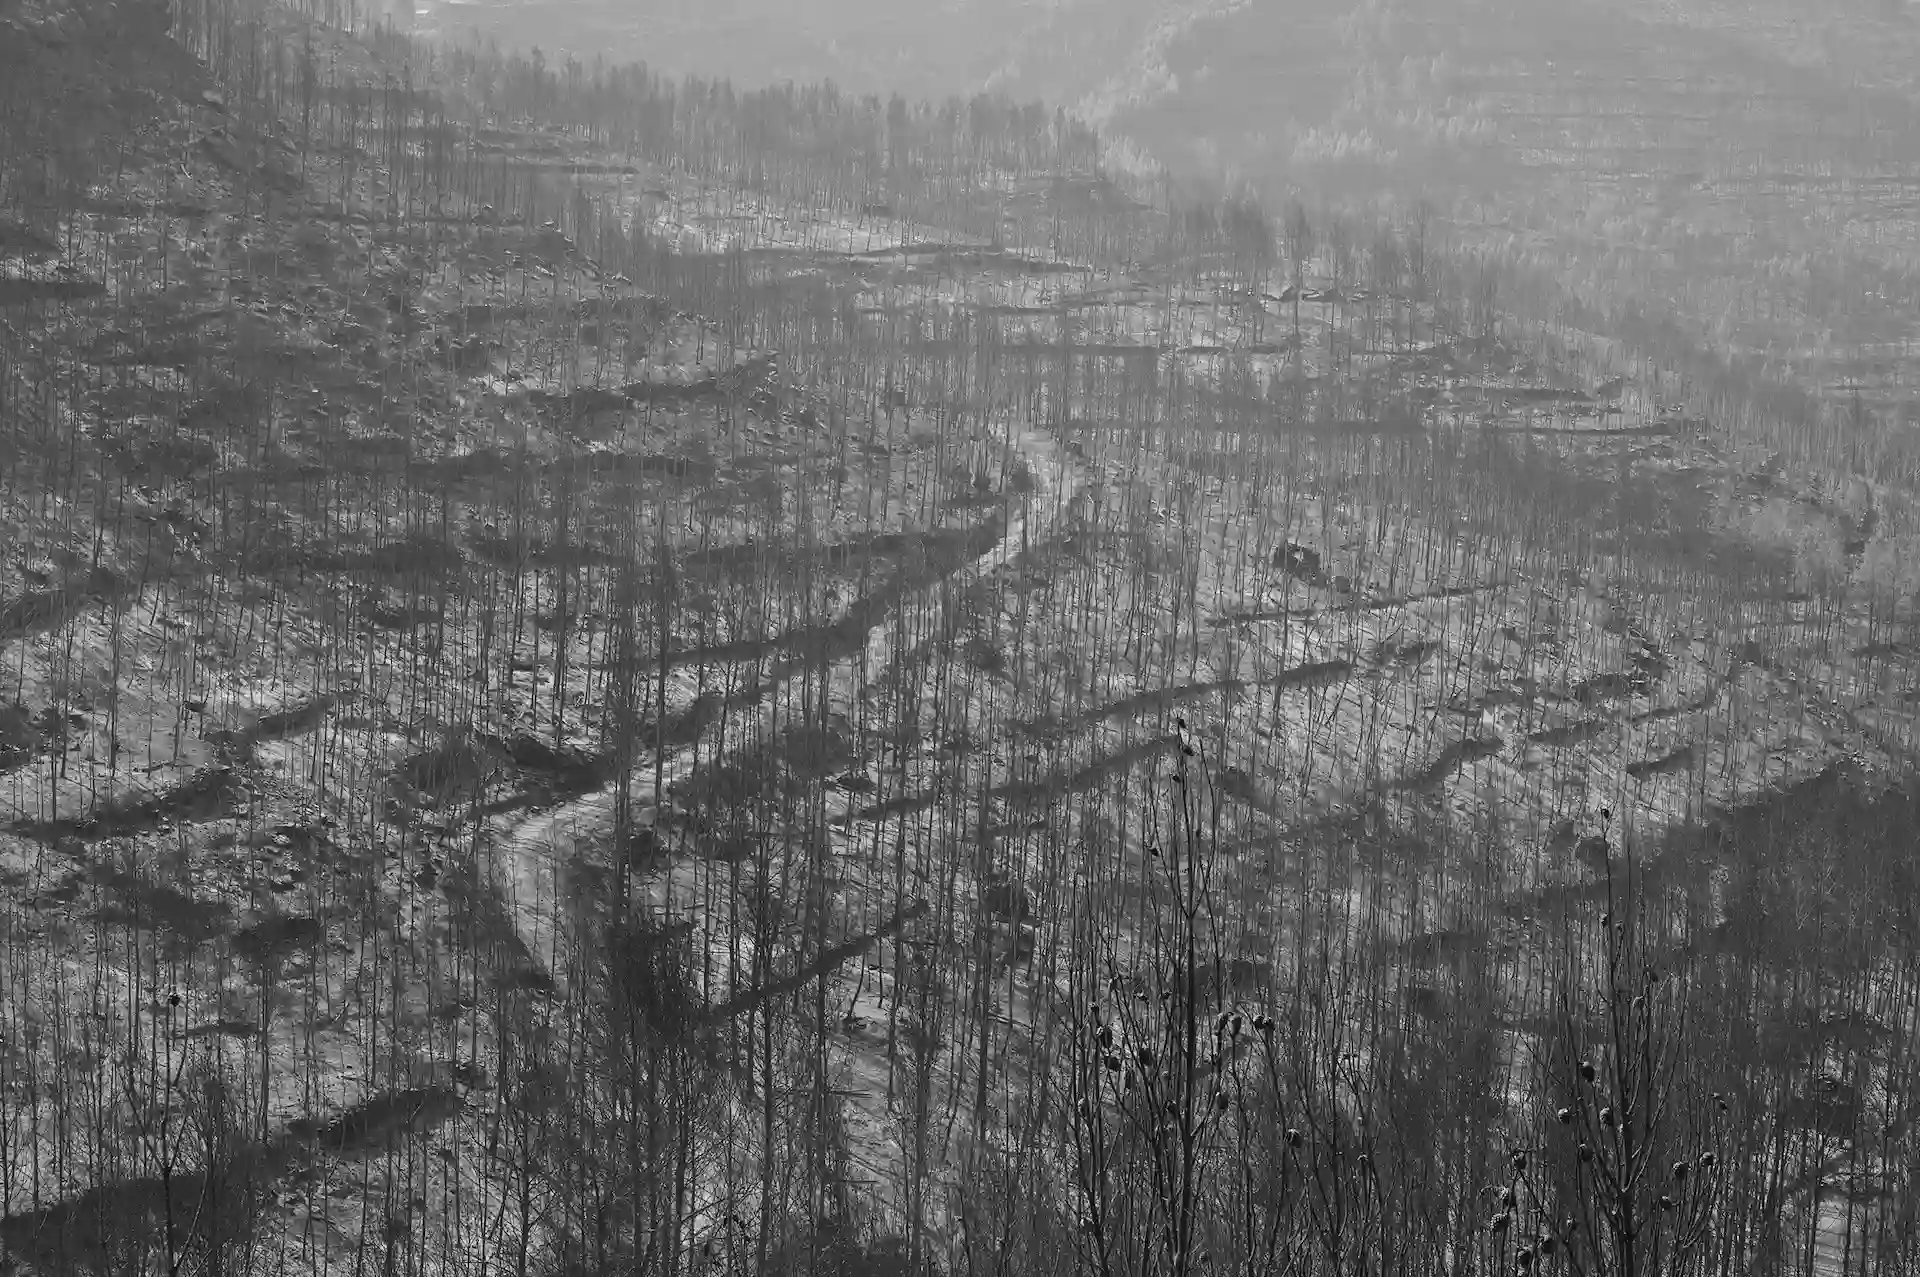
left=486, top=425, right=1083, bottom=994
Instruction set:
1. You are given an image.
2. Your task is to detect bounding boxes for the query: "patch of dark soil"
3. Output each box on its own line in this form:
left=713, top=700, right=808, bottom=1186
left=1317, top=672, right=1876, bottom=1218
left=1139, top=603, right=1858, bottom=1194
left=676, top=520, right=1002, bottom=673
left=28, top=866, right=88, bottom=910
left=295, top=1086, right=463, bottom=1156
left=75, top=196, right=211, bottom=219
left=88, top=866, right=233, bottom=953
left=916, top=340, right=1160, bottom=368
left=1783, top=1078, right=1862, bottom=1140
left=0, top=700, right=47, bottom=769
left=401, top=733, right=502, bottom=803
left=527, top=384, right=631, bottom=426
left=682, top=526, right=980, bottom=583
left=691, top=900, right=926, bottom=1031
left=479, top=732, right=611, bottom=793
left=469, top=530, right=625, bottom=570
left=1267, top=659, right=1355, bottom=693
left=19, top=765, right=242, bottom=842
left=232, top=913, right=325, bottom=967
left=1572, top=833, right=1613, bottom=876
left=680, top=540, right=782, bottom=573
left=609, top=917, right=703, bottom=1038
left=834, top=793, right=937, bottom=826
left=981, top=878, right=1030, bottom=923
left=1626, top=743, right=1696, bottom=779
left=0, top=276, right=107, bottom=306
left=675, top=743, right=805, bottom=809
left=1209, top=606, right=1319, bottom=626
left=614, top=374, right=726, bottom=405
left=777, top=724, right=858, bottom=779
left=1572, top=669, right=1655, bottom=705
left=498, top=159, right=642, bottom=176
left=1075, top=678, right=1244, bottom=727
left=966, top=636, right=1008, bottom=674
left=84, top=340, right=205, bottom=368
left=177, top=1019, right=265, bottom=1041
left=456, top=733, right=606, bottom=810
left=1479, top=423, right=1674, bottom=438
left=434, top=333, right=497, bottom=372
left=1401, top=735, right=1505, bottom=790
left=606, top=823, right=672, bottom=873
left=0, top=220, right=61, bottom=258
left=1272, top=542, right=1324, bottom=582
left=1842, top=507, right=1878, bottom=562
left=98, top=429, right=223, bottom=485
left=0, top=589, right=76, bottom=640
left=301, top=535, right=466, bottom=581
left=1376, top=639, right=1442, bottom=669
left=1226, top=956, right=1273, bottom=993
left=667, top=632, right=786, bottom=668
left=1810, top=1011, right=1897, bottom=1056
left=0, top=1148, right=282, bottom=1273
left=541, top=448, right=718, bottom=484
left=471, top=125, right=571, bottom=151
left=1619, top=764, right=1920, bottom=963
left=992, top=735, right=1179, bottom=807
left=896, top=245, right=1074, bottom=276
left=475, top=710, right=701, bottom=822
left=1332, top=582, right=1501, bottom=613
left=1405, top=984, right=1454, bottom=1021
left=366, top=598, right=443, bottom=631
left=1530, top=718, right=1613, bottom=747
left=945, top=489, right=1005, bottom=513
left=438, top=858, right=556, bottom=992
left=454, top=294, right=669, bottom=329
left=1497, top=875, right=1614, bottom=923
left=1628, top=632, right=1673, bottom=681
left=1212, top=765, right=1284, bottom=819
left=210, top=695, right=335, bottom=756
left=1401, top=928, right=1480, bottom=968
left=1696, top=761, right=1900, bottom=861
left=1285, top=408, right=1429, bottom=439
left=1629, top=682, right=1721, bottom=724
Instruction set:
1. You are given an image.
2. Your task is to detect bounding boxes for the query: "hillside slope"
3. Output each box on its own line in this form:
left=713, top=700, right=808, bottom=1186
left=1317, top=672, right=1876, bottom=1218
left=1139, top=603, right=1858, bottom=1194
left=5, top=1, right=1920, bottom=1275
left=1102, top=0, right=1920, bottom=453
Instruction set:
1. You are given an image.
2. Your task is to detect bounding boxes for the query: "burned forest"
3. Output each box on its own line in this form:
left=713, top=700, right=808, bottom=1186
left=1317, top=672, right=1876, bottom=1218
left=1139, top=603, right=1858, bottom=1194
left=5, top=0, right=1920, bottom=1274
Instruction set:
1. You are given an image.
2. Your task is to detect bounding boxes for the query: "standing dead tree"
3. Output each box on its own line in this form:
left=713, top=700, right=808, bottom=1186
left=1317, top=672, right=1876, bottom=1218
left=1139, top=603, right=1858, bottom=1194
left=1507, top=816, right=1731, bottom=1277
left=1066, top=718, right=1326, bottom=1277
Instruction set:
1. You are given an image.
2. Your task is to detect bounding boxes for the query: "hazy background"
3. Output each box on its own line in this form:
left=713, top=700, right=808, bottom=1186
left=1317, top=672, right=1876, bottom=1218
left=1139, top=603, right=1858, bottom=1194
left=414, top=0, right=1920, bottom=189
left=414, top=0, right=1920, bottom=417
left=10, top=0, right=1920, bottom=1270
left=411, top=0, right=1198, bottom=110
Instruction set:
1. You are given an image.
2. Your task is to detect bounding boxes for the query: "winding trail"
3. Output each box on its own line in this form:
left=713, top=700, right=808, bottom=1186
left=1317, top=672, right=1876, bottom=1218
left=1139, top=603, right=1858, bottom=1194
left=485, top=426, right=1085, bottom=992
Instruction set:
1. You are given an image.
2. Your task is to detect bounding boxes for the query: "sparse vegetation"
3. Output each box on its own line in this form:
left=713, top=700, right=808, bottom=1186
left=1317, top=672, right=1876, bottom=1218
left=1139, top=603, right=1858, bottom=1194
left=4, top=0, right=1920, bottom=1273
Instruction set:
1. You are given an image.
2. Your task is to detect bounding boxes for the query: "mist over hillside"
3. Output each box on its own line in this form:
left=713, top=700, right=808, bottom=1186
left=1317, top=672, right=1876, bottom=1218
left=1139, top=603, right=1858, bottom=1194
left=5, top=0, right=1920, bottom=1274
left=406, top=0, right=1201, bottom=104
left=1104, top=0, right=1920, bottom=417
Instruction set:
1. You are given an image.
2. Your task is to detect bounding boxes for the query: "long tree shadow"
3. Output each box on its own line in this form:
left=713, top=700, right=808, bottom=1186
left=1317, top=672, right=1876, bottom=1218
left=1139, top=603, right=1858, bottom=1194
left=1501, top=761, right=1920, bottom=953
